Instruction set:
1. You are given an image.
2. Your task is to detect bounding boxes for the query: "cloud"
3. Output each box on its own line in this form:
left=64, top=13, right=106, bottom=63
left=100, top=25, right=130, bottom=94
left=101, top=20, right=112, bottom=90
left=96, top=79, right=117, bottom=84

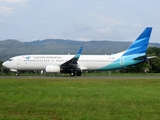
left=74, top=23, right=91, bottom=32
left=0, top=5, right=13, bottom=14
left=0, top=0, right=29, bottom=14
left=0, top=0, right=29, bottom=4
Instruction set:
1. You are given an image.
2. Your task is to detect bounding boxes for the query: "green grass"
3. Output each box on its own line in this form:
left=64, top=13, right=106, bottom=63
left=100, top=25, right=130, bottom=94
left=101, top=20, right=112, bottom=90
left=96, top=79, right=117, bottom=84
left=0, top=78, right=160, bottom=120
left=2, top=71, right=160, bottom=76
left=83, top=72, right=160, bottom=76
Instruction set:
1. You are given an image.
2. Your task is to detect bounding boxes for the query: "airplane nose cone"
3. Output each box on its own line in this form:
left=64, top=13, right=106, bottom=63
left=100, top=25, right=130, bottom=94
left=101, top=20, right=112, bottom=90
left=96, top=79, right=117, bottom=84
left=2, top=62, right=7, bottom=68
left=2, top=62, right=5, bottom=66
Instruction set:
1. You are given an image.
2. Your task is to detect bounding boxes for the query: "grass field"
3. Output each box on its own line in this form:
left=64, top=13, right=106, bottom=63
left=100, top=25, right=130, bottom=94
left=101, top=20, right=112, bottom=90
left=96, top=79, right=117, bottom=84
left=0, top=77, right=160, bottom=120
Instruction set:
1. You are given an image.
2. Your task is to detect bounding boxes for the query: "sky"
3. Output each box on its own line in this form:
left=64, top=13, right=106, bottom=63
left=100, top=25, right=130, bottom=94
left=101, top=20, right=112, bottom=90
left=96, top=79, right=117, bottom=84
left=0, top=0, right=160, bottom=43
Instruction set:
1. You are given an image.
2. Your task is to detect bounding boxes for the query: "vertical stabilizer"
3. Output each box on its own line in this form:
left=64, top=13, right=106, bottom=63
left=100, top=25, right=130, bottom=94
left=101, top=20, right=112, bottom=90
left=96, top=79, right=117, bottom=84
left=122, top=27, right=152, bottom=56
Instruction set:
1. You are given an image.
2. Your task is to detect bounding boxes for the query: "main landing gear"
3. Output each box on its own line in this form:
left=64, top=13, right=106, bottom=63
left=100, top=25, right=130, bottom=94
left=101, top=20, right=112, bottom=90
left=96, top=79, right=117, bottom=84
left=70, top=71, right=82, bottom=77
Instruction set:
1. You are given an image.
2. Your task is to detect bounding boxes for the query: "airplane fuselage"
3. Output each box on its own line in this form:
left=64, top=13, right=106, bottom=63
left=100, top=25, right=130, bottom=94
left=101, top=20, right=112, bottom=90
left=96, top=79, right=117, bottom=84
left=3, top=51, right=144, bottom=72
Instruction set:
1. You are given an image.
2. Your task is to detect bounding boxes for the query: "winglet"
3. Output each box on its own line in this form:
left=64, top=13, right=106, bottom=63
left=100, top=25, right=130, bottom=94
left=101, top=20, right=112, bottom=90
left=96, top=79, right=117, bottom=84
left=75, top=47, right=83, bottom=59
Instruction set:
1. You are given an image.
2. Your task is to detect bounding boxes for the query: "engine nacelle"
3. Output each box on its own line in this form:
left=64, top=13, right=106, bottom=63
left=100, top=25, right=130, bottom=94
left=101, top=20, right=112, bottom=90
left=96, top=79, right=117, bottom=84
left=45, top=65, right=60, bottom=73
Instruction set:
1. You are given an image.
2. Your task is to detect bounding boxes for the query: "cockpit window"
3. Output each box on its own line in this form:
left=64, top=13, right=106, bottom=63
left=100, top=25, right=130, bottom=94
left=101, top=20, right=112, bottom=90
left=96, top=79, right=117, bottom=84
left=8, top=59, right=13, bottom=61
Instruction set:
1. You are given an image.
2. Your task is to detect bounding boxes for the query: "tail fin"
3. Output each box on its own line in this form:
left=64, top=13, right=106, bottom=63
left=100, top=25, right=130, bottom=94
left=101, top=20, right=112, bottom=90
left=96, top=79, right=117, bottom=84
left=122, top=27, right=152, bottom=56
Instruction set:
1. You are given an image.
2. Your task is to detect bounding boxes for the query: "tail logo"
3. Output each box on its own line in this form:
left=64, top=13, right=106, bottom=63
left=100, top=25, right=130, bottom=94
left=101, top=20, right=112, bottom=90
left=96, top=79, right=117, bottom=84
left=122, top=27, right=152, bottom=56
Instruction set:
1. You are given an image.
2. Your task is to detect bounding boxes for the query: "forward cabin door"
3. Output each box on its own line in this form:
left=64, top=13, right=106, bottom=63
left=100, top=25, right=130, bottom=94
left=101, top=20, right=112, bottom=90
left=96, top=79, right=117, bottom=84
left=17, top=59, right=21, bottom=65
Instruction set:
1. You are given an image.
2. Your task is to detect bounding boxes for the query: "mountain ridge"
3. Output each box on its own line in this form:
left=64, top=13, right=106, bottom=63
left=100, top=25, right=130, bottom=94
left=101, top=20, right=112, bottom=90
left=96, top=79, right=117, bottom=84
left=0, top=39, right=160, bottom=61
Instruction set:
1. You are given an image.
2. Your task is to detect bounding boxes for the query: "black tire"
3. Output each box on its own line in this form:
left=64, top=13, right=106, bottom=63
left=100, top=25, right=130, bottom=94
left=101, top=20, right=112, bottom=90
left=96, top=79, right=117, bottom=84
left=70, top=72, right=75, bottom=76
left=15, top=73, right=19, bottom=76
left=76, top=72, right=81, bottom=76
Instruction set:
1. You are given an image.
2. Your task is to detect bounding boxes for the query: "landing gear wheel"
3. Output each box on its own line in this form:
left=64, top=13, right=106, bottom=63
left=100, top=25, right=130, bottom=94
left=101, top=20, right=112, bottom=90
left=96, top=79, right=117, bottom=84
left=15, top=73, right=19, bottom=76
left=76, top=72, right=81, bottom=76
left=70, top=72, right=75, bottom=76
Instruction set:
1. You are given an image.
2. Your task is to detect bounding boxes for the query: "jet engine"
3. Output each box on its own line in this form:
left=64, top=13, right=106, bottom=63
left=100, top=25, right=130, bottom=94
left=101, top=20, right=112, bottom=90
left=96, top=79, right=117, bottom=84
left=45, top=65, right=60, bottom=73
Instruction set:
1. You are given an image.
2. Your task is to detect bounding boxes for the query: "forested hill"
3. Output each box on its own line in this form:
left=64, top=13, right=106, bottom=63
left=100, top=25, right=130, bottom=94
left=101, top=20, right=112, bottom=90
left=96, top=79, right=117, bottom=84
left=0, top=39, right=160, bottom=61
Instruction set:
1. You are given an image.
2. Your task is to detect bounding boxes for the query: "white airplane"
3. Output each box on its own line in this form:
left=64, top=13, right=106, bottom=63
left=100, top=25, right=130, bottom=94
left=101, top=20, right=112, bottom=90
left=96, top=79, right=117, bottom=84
left=2, top=27, right=155, bottom=76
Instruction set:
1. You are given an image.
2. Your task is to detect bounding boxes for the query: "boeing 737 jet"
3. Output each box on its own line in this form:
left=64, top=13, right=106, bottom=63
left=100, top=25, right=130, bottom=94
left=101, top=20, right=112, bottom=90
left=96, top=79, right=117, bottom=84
left=2, top=27, right=154, bottom=76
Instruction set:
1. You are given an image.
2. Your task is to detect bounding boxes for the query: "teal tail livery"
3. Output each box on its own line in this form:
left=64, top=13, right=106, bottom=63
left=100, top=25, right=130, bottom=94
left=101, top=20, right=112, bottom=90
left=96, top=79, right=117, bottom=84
left=99, top=27, right=153, bottom=71
left=2, top=27, right=155, bottom=76
left=123, top=27, right=152, bottom=56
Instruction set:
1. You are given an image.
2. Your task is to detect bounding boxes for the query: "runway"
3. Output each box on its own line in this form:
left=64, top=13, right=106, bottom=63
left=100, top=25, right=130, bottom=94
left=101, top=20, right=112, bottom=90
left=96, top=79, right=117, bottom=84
left=0, top=75, right=160, bottom=79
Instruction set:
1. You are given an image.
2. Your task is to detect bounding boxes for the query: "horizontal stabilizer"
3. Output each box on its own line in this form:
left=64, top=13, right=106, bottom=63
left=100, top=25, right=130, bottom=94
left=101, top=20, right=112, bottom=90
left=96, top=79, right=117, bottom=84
left=134, top=55, right=147, bottom=60
left=134, top=55, right=157, bottom=60
left=147, top=56, right=157, bottom=59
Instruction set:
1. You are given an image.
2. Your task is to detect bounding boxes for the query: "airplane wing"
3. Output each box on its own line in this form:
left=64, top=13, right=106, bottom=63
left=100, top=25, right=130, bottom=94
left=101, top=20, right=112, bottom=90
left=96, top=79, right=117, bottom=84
left=60, top=47, right=83, bottom=73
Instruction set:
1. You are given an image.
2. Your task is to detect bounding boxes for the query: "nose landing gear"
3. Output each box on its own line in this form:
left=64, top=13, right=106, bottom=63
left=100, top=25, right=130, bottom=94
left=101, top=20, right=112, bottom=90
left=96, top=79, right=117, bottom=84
left=15, top=73, right=19, bottom=76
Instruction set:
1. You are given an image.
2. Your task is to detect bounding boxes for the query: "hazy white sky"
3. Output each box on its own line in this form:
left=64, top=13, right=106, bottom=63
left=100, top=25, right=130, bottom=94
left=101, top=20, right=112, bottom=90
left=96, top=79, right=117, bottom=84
left=0, top=0, right=160, bottom=43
